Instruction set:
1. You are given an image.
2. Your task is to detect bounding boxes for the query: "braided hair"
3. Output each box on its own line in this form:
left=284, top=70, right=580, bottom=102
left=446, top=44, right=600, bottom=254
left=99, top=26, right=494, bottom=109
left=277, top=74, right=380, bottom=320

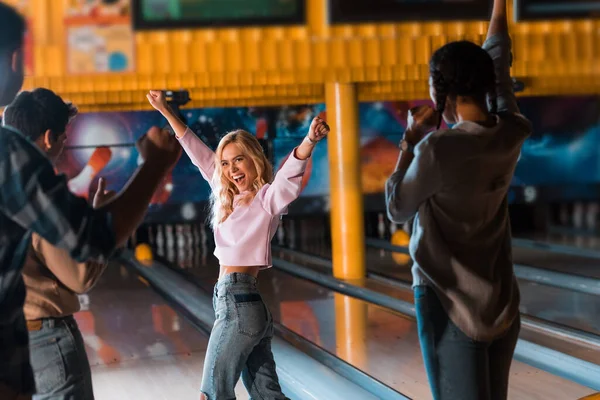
left=429, top=40, right=497, bottom=129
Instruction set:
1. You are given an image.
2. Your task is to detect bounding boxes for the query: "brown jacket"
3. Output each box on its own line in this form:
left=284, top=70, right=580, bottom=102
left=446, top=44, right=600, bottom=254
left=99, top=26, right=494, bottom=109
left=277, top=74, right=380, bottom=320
left=23, top=232, right=108, bottom=320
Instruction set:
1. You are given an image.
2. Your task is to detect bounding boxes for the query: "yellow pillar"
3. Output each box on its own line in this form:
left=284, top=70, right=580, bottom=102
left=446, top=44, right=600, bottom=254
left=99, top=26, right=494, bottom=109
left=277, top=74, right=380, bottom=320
left=306, top=0, right=329, bottom=37
left=325, top=82, right=366, bottom=280
left=334, top=292, right=368, bottom=369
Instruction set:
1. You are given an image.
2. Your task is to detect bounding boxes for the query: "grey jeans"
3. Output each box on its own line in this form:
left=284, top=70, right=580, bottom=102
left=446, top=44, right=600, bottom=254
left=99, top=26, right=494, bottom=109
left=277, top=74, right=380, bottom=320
left=28, top=315, right=94, bottom=400
left=200, top=273, right=288, bottom=400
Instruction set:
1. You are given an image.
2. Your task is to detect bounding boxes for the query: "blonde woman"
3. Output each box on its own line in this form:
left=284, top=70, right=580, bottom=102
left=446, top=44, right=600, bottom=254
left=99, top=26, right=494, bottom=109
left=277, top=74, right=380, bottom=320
left=147, top=90, right=328, bottom=400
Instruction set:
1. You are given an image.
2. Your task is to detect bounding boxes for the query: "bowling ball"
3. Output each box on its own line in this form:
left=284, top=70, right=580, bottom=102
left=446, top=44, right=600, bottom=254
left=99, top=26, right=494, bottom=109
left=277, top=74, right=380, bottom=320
left=390, top=230, right=410, bottom=266
left=135, top=243, right=153, bottom=263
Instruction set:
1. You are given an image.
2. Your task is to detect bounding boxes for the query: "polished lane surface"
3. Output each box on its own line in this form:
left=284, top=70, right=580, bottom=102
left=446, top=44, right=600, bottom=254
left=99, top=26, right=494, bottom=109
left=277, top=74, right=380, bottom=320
left=161, top=241, right=597, bottom=400
left=75, top=261, right=249, bottom=400
left=284, top=233, right=600, bottom=337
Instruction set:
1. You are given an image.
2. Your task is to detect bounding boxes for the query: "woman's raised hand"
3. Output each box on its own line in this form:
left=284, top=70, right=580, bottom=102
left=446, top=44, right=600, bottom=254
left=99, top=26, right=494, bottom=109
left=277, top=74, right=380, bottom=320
left=146, top=90, right=168, bottom=113
left=308, top=117, right=330, bottom=143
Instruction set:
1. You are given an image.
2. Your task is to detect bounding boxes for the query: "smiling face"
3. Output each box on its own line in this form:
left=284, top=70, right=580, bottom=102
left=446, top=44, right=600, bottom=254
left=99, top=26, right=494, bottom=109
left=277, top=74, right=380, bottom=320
left=220, top=142, right=258, bottom=193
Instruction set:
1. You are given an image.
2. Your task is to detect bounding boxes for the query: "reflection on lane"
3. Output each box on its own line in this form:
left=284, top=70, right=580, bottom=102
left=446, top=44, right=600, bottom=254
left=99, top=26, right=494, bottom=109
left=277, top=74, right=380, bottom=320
left=277, top=232, right=600, bottom=337
left=78, top=260, right=249, bottom=399
left=161, top=245, right=596, bottom=400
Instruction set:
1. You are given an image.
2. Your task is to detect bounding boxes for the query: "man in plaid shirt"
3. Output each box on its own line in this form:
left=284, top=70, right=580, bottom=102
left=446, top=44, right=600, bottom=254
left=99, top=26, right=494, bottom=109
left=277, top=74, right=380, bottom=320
left=0, top=4, right=182, bottom=399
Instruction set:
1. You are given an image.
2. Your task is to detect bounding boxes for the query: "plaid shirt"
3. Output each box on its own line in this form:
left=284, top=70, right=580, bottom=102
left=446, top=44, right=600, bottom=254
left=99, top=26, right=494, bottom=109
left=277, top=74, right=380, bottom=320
left=0, top=125, right=116, bottom=394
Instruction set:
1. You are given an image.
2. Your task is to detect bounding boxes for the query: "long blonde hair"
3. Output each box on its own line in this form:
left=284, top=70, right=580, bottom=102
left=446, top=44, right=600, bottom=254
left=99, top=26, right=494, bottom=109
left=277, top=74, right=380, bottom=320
left=210, top=130, right=273, bottom=229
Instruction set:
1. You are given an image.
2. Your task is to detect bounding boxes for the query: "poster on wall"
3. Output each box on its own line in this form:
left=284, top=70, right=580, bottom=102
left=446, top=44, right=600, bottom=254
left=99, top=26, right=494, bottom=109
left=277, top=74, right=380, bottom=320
left=274, top=96, right=600, bottom=213
left=64, top=0, right=134, bottom=74
left=515, top=0, right=600, bottom=21
left=56, top=105, right=265, bottom=223
left=6, top=0, right=34, bottom=75
left=132, top=0, right=305, bottom=30
left=328, top=0, right=491, bottom=23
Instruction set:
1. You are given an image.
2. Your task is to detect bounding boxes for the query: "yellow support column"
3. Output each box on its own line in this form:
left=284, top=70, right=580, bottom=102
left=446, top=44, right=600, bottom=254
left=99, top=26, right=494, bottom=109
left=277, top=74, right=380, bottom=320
left=325, top=82, right=366, bottom=280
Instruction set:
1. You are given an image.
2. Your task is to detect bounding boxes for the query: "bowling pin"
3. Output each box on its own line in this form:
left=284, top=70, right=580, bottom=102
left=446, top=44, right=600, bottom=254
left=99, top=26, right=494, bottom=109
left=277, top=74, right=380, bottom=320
left=193, top=223, right=201, bottom=247
left=177, top=246, right=186, bottom=268
left=377, top=213, right=386, bottom=256
left=176, top=224, right=185, bottom=249
left=377, top=213, right=386, bottom=239
left=166, top=224, right=175, bottom=249
left=156, top=225, right=165, bottom=257
left=167, top=244, right=175, bottom=263
left=200, top=223, right=208, bottom=265
left=390, top=222, right=398, bottom=236
left=68, top=147, right=112, bottom=199
left=184, top=224, right=193, bottom=248
left=585, top=202, right=598, bottom=232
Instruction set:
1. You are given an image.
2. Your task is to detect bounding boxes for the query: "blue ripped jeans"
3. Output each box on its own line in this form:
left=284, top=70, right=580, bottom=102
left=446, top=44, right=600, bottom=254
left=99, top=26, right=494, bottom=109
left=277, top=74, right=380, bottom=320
left=200, top=273, right=288, bottom=400
left=28, top=315, right=94, bottom=400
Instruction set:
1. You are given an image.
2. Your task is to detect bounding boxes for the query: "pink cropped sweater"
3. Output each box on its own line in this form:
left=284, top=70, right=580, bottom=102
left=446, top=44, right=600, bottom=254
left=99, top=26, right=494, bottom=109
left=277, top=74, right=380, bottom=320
left=178, top=128, right=308, bottom=268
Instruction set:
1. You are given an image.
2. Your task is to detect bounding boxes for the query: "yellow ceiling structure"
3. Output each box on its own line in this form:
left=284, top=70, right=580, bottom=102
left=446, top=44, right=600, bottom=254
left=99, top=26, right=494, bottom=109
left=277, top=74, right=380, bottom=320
left=10, top=0, right=600, bottom=111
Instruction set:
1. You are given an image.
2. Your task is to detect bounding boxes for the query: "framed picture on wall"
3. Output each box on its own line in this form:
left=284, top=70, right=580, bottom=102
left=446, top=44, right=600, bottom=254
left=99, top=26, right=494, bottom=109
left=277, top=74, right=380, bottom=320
left=328, top=0, right=491, bottom=24
left=515, top=0, right=600, bottom=21
left=132, top=0, right=306, bottom=30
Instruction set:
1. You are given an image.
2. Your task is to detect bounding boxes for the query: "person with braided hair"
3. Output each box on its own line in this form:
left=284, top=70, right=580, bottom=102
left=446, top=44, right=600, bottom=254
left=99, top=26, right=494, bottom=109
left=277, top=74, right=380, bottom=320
left=385, top=0, right=532, bottom=399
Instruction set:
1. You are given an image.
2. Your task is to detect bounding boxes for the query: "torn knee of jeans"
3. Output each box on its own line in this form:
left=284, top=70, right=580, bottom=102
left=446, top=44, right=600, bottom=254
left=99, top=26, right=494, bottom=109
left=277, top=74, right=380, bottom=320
left=199, top=391, right=209, bottom=400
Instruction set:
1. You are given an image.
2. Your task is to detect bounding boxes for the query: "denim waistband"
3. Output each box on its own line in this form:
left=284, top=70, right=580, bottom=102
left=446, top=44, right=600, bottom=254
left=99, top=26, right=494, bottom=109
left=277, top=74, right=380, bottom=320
left=217, top=273, right=257, bottom=289
left=33, top=315, right=75, bottom=330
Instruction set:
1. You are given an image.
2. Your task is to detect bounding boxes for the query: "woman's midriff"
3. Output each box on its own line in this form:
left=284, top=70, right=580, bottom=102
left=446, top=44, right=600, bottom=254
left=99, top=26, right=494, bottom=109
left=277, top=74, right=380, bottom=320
left=219, top=265, right=261, bottom=279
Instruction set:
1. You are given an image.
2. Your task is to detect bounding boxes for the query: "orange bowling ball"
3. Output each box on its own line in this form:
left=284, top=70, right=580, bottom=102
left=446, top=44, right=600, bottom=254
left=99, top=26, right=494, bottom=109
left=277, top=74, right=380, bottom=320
left=391, top=230, right=411, bottom=266
left=135, top=243, right=153, bottom=263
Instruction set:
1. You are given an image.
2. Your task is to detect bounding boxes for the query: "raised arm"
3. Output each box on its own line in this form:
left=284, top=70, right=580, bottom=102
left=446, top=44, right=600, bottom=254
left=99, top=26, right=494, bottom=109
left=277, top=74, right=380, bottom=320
left=147, top=90, right=216, bottom=187
left=386, top=141, right=443, bottom=223
left=0, top=128, right=177, bottom=260
left=32, top=188, right=120, bottom=294
left=31, top=233, right=108, bottom=294
left=483, top=0, right=520, bottom=115
left=261, top=117, right=328, bottom=215
left=488, top=0, right=508, bottom=39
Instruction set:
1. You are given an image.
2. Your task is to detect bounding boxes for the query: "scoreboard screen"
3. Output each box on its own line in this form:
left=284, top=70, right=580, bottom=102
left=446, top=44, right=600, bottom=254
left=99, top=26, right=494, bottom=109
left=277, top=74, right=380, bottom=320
left=133, top=0, right=305, bottom=30
left=328, top=0, right=491, bottom=23
left=515, top=0, right=600, bottom=20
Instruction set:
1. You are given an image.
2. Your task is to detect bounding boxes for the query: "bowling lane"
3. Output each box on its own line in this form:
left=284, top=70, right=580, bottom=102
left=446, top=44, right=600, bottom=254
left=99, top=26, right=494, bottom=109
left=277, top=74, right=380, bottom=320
left=519, top=231, right=600, bottom=252
left=161, top=245, right=597, bottom=400
left=512, top=245, right=600, bottom=279
left=287, top=215, right=600, bottom=279
left=284, top=239, right=600, bottom=337
left=76, top=260, right=249, bottom=400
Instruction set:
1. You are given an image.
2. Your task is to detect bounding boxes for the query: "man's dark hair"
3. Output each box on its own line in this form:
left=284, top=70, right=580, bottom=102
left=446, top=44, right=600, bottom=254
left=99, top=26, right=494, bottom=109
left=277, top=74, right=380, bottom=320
left=0, top=3, right=25, bottom=54
left=3, top=88, right=78, bottom=141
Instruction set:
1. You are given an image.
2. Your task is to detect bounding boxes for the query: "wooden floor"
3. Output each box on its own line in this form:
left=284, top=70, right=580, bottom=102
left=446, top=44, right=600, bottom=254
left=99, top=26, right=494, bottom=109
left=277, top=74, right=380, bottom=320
left=76, top=244, right=599, bottom=400
left=74, top=266, right=249, bottom=400
left=261, top=268, right=597, bottom=400
left=183, top=254, right=598, bottom=400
